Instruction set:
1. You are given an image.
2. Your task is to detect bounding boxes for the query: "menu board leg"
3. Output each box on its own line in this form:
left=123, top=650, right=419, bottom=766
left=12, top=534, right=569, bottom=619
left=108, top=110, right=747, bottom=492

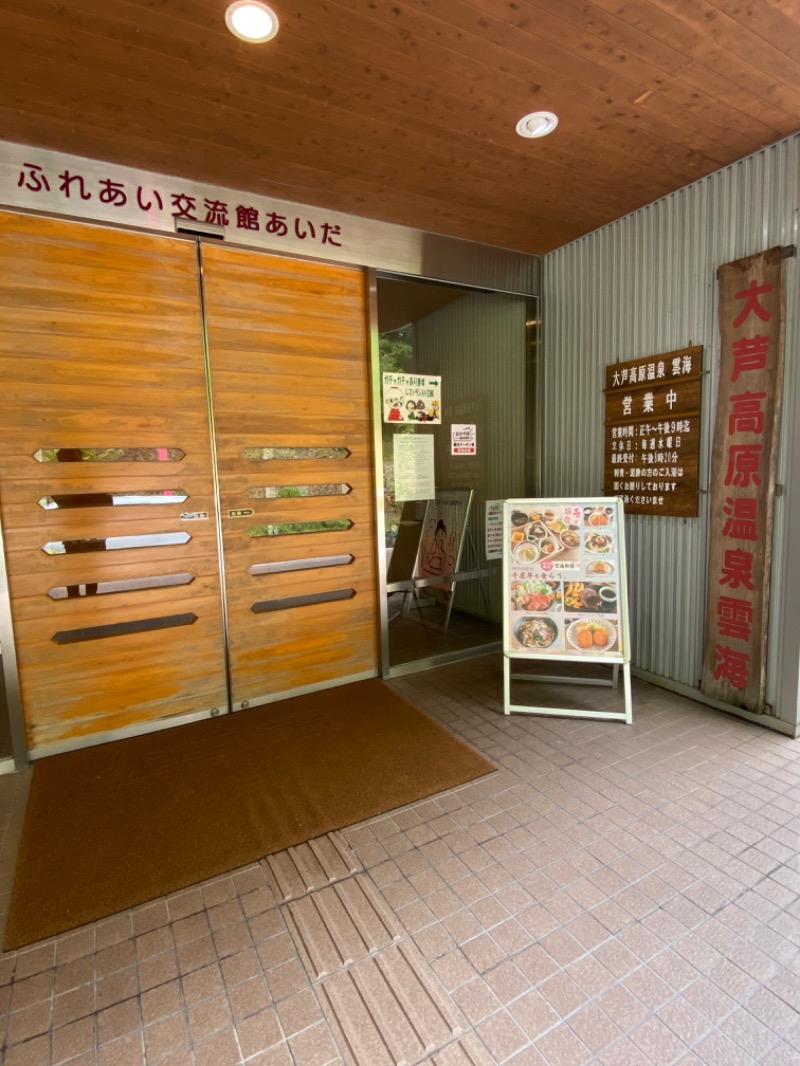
left=622, top=662, right=633, bottom=724
left=503, top=657, right=633, bottom=722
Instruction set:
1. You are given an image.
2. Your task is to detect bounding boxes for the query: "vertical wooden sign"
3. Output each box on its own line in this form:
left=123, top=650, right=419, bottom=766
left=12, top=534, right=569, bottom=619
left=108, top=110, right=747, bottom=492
left=701, top=248, right=786, bottom=712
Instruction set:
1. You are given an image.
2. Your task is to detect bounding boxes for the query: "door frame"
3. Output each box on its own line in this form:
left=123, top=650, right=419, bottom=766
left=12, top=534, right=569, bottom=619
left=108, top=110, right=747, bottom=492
left=0, top=495, right=27, bottom=770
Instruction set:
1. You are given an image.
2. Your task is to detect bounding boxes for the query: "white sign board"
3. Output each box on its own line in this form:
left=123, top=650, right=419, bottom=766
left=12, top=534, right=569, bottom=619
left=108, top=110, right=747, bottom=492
left=503, top=497, right=632, bottom=722
left=383, top=372, right=441, bottom=423
left=393, top=434, right=435, bottom=502
left=485, top=500, right=503, bottom=560
left=416, top=489, right=472, bottom=593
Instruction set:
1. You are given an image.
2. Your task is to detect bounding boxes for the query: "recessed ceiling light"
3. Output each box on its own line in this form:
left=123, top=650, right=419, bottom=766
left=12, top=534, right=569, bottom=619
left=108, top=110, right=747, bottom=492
left=225, top=1, right=279, bottom=43
left=515, top=111, right=558, bottom=139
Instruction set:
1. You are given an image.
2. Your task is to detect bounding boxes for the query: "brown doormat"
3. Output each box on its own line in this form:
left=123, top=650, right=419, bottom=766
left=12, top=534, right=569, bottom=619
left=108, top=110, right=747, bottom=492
left=5, top=679, right=494, bottom=949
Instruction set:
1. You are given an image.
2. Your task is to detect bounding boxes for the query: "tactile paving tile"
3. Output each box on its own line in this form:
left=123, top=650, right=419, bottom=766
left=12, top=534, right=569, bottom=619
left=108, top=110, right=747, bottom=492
left=317, top=941, right=468, bottom=1066
left=428, top=1035, right=496, bottom=1066
left=263, top=832, right=361, bottom=902
left=283, top=874, right=402, bottom=979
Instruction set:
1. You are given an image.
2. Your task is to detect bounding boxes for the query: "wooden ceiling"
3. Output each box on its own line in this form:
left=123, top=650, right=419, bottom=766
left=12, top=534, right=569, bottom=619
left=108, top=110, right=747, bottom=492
left=2, top=0, right=799, bottom=255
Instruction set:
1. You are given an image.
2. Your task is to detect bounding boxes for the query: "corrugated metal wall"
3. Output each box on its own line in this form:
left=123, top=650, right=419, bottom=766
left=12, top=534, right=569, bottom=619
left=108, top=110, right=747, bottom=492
left=541, top=135, right=800, bottom=723
left=416, top=290, right=529, bottom=621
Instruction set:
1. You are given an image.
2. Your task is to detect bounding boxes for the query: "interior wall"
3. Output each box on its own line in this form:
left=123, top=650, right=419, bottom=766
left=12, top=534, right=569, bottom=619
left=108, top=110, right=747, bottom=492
left=540, top=134, right=800, bottom=731
left=414, top=290, right=528, bottom=622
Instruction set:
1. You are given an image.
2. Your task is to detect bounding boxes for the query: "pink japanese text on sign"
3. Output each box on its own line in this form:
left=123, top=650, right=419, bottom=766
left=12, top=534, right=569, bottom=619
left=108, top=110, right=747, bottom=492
left=701, top=248, right=787, bottom=712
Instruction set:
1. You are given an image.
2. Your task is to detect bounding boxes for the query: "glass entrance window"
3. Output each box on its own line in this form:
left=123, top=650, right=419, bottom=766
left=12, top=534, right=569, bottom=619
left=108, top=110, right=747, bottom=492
left=377, top=276, right=536, bottom=673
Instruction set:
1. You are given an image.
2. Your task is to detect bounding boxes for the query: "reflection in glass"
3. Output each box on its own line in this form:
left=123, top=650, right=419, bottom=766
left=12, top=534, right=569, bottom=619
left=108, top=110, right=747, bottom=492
left=248, top=555, right=353, bottom=575
left=241, top=447, right=350, bottom=461
left=52, top=613, right=198, bottom=644
left=246, top=520, right=352, bottom=538
left=48, top=573, right=195, bottom=599
left=251, top=589, right=355, bottom=613
left=38, top=490, right=189, bottom=509
left=42, top=532, right=191, bottom=555
left=34, top=447, right=186, bottom=463
left=377, top=275, right=529, bottom=671
left=245, top=483, right=351, bottom=499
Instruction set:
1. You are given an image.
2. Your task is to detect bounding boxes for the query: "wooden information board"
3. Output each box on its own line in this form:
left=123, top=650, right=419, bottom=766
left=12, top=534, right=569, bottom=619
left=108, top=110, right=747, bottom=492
left=503, top=497, right=632, bottom=722
left=603, top=346, right=702, bottom=517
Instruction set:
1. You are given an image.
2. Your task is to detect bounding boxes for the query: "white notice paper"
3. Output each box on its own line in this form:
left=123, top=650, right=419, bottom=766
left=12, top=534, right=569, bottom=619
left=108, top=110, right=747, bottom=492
left=394, top=435, right=435, bottom=502
left=485, top=499, right=503, bottom=560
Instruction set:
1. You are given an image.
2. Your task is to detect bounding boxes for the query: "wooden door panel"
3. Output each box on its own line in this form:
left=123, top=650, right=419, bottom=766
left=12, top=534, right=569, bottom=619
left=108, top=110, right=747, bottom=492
left=202, top=245, right=378, bottom=706
left=0, top=211, right=228, bottom=753
left=8, top=620, right=227, bottom=741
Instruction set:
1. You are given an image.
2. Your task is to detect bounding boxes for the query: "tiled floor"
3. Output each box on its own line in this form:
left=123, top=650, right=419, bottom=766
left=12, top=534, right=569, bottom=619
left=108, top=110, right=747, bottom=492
left=1, top=653, right=800, bottom=1065
left=387, top=603, right=501, bottom=668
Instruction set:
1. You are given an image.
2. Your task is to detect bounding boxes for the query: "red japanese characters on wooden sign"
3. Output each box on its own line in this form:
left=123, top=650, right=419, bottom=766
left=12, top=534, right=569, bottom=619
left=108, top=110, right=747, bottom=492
left=701, top=248, right=787, bottom=713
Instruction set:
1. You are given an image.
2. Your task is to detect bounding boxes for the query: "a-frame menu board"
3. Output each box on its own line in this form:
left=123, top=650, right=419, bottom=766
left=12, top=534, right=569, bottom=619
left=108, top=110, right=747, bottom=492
left=503, top=497, right=632, bottom=722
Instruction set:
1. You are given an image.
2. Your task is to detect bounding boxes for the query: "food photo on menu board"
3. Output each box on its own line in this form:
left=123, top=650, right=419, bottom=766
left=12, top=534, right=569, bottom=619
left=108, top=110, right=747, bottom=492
left=507, top=502, right=622, bottom=657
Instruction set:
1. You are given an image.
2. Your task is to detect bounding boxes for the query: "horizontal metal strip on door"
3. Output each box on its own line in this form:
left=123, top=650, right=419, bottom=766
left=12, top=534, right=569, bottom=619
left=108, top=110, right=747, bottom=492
left=34, top=447, right=186, bottom=462
left=43, top=532, right=191, bottom=554
left=250, top=590, right=356, bottom=614
left=38, top=490, right=189, bottom=509
left=48, top=573, right=195, bottom=600
left=241, top=447, right=350, bottom=461
left=248, top=555, right=354, bottom=575
left=246, top=521, right=352, bottom=538
left=244, top=484, right=351, bottom=499
left=51, top=612, right=198, bottom=645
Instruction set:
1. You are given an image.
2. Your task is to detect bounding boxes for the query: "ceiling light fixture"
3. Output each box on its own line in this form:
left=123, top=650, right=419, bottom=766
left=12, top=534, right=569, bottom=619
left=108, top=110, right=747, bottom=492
left=225, top=1, right=279, bottom=43
left=515, top=111, right=558, bottom=139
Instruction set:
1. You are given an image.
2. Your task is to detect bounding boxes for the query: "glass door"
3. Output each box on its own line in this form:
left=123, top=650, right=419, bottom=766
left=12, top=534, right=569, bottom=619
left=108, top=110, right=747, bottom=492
left=0, top=648, right=11, bottom=762
left=377, top=276, right=535, bottom=673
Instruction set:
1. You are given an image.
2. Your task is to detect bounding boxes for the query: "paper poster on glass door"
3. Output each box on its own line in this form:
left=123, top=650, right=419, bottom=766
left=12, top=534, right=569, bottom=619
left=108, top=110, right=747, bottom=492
left=504, top=498, right=628, bottom=660
left=382, top=372, right=441, bottom=423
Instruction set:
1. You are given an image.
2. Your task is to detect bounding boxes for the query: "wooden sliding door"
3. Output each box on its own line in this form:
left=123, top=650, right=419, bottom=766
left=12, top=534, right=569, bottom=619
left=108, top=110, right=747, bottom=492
left=0, top=212, right=227, bottom=754
left=201, top=244, right=379, bottom=706
left=0, top=214, right=379, bottom=755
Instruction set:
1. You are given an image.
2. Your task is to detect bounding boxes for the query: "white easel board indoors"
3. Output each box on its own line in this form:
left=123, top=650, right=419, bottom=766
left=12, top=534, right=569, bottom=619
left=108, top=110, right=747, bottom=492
left=503, top=497, right=632, bottom=723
